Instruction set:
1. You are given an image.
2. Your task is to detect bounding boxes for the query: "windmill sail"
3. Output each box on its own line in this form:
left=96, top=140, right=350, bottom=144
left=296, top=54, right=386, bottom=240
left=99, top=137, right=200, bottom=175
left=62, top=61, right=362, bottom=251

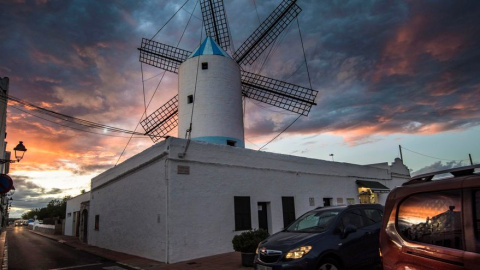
left=200, top=0, right=231, bottom=51
left=241, top=71, right=318, bottom=116
left=141, top=95, right=179, bottom=143
left=138, top=0, right=318, bottom=144
left=138, top=38, right=191, bottom=73
left=233, top=0, right=301, bottom=66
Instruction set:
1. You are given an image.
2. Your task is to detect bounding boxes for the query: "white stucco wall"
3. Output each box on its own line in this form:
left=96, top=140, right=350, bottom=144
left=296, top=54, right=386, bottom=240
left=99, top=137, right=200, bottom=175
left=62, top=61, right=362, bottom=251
left=88, top=137, right=410, bottom=263
left=164, top=138, right=409, bottom=263
left=88, top=142, right=169, bottom=262
left=65, top=192, right=90, bottom=236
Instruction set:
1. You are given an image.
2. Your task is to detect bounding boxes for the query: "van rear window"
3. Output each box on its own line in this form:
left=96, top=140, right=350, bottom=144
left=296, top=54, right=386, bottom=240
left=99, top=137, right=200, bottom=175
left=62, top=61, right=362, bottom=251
left=397, top=190, right=463, bottom=250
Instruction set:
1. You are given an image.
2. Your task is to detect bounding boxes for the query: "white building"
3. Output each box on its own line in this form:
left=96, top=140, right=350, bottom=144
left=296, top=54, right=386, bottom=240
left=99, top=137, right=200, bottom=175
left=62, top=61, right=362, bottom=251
left=66, top=137, right=409, bottom=263
left=64, top=192, right=90, bottom=242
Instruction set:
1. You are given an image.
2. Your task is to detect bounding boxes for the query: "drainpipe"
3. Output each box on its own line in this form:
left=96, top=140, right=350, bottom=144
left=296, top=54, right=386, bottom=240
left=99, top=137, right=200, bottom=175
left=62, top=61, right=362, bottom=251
left=164, top=157, right=170, bottom=263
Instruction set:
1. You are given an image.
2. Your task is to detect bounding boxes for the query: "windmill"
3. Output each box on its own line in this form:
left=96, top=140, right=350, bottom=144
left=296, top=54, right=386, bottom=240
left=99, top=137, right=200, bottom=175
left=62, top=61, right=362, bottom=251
left=138, top=0, right=318, bottom=148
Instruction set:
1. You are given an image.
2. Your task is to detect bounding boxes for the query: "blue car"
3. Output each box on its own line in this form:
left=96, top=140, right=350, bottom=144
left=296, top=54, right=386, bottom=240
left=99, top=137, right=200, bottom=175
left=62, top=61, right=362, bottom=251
left=254, top=204, right=383, bottom=270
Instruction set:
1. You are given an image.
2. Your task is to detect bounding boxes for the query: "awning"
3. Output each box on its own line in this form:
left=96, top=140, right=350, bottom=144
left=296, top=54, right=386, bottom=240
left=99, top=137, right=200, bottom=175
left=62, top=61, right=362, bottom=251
left=356, top=180, right=390, bottom=193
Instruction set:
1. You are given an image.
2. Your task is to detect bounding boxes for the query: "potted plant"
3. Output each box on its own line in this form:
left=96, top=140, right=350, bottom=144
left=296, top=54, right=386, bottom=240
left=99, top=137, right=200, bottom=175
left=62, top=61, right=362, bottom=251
left=232, top=229, right=269, bottom=267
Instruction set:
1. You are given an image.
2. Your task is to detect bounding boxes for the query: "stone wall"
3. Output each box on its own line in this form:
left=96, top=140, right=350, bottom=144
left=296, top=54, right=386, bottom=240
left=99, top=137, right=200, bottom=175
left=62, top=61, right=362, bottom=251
left=28, top=224, right=58, bottom=235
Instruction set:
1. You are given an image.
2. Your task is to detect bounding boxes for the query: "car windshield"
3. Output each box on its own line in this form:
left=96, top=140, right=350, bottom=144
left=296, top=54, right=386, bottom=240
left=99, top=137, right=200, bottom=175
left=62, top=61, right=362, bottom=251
left=286, top=209, right=341, bottom=233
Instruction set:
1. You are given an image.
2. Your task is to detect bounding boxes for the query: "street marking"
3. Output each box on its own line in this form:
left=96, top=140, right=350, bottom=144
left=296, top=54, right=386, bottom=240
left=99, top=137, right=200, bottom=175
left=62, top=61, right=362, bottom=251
left=49, top=263, right=103, bottom=270
left=118, top=262, right=142, bottom=270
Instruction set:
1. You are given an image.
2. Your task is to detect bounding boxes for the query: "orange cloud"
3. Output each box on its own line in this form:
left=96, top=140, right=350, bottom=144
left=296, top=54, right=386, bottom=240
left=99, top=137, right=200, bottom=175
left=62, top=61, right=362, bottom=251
left=373, top=15, right=465, bottom=82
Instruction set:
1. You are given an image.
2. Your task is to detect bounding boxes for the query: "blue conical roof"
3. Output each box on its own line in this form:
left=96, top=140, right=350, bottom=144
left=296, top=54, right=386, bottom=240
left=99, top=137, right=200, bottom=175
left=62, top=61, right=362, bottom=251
left=188, top=37, right=231, bottom=59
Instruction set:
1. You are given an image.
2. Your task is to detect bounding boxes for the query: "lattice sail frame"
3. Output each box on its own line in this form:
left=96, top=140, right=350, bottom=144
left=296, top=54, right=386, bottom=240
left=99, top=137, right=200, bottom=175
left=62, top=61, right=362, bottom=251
left=140, top=95, right=179, bottom=143
left=241, top=71, right=317, bottom=116
left=233, top=0, right=301, bottom=65
left=138, top=38, right=190, bottom=74
left=200, top=0, right=231, bottom=50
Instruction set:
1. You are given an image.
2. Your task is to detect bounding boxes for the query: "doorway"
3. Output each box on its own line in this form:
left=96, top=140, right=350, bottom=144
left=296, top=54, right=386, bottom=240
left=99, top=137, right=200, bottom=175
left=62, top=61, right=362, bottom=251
left=323, top=198, right=332, bottom=206
left=73, top=211, right=80, bottom=237
left=257, top=202, right=269, bottom=233
left=81, top=209, right=88, bottom=243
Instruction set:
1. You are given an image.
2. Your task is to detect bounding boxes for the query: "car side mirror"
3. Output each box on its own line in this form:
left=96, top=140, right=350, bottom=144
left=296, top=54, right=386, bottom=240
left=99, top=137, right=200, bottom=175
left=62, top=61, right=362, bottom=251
left=341, top=224, right=357, bottom=239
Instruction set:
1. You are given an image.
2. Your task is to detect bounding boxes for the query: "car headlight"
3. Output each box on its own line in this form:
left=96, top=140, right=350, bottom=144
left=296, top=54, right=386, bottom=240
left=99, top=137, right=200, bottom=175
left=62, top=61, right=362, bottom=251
left=285, top=246, right=312, bottom=260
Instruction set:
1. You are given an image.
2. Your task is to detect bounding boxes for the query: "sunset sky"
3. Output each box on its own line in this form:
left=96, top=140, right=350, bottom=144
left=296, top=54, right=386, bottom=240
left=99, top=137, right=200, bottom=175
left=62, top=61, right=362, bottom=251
left=1, top=0, right=479, bottom=218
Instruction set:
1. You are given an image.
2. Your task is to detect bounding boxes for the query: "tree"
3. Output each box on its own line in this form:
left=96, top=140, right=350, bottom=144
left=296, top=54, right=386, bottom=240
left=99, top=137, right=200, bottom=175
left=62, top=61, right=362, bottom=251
left=21, top=196, right=71, bottom=220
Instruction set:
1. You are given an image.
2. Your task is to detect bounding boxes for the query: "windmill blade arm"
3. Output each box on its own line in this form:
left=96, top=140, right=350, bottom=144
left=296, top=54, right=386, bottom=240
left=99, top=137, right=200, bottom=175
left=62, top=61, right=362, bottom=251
left=233, top=0, right=301, bottom=65
left=138, top=38, right=191, bottom=73
left=241, top=71, right=318, bottom=116
left=200, top=0, right=231, bottom=50
left=141, top=95, right=179, bottom=142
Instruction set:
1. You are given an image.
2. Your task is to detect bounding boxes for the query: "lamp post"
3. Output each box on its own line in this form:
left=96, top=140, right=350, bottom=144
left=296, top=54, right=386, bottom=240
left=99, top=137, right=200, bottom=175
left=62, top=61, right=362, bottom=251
left=0, top=141, right=27, bottom=164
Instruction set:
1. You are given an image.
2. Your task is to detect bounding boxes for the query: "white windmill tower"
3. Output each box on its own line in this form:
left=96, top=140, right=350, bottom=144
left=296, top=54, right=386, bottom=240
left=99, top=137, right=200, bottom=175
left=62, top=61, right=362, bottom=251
left=178, top=37, right=244, bottom=147
left=139, top=0, right=318, bottom=148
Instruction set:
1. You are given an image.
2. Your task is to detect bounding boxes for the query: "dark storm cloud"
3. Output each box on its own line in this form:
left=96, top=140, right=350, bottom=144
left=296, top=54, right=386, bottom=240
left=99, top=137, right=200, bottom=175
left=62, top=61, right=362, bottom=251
left=12, top=176, right=45, bottom=192
left=411, top=160, right=466, bottom=177
left=73, top=163, right=112, bottom=175
left=9, top=175, right=67, bottom=215
left=0, top=0, right=174, bottom=115
left=244, top=0, right=480, bottom=143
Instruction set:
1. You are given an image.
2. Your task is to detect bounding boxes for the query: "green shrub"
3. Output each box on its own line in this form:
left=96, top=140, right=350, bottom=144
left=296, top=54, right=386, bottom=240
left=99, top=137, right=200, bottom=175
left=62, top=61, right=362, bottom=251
left=232, top=229, right=269, bottom=253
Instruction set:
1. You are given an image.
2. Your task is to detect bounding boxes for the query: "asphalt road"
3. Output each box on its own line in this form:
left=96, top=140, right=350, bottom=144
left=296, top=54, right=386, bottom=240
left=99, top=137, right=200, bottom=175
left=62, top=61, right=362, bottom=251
left=7, top=226, right=136, bottom=270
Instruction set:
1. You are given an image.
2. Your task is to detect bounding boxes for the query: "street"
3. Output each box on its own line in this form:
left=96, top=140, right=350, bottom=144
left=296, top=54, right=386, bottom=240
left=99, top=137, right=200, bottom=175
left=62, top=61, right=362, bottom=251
left=6, top=226, right=136, bottom=270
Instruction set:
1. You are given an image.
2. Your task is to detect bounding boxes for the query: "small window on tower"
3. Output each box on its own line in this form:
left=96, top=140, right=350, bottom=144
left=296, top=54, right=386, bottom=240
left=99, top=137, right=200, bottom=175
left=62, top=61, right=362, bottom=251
left=227, top=140, right=236, bottom=147
left=187, top=95, right=194, bottom=104
left=202, top=62, right=208, bottom=70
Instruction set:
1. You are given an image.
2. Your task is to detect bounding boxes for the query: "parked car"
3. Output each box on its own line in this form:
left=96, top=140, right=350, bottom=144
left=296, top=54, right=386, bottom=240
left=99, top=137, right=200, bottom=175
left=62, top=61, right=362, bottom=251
left=254, top=204, right=384, bottom=270
left=380, top=164, right=480, bottom=270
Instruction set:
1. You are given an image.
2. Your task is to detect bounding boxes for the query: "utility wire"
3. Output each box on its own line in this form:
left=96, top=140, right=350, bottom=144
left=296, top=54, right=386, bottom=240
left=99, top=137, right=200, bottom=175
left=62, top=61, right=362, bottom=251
left=256, top=16, right=314, bottom=150
left=10, top=105, right=146, bottom=138
left=149, top=0, right=190, bottom=41
left=401, top=146, right=467, bottom=162
left=182, top=18, right=204, bottom=157
left=258, top=114, right=302, bottom=151
left=116, top=0, right=200, bottom=165
left=297, top=18, right=313, bottom=90
left=252, top=0, right=261, bottom=23
left=3, top=94, right=146, bottom=136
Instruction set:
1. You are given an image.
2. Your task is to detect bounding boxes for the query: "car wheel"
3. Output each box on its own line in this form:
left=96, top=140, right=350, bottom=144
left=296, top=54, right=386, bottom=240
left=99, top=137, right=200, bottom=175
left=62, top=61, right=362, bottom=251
left=318, top=258, right=342, bottom=270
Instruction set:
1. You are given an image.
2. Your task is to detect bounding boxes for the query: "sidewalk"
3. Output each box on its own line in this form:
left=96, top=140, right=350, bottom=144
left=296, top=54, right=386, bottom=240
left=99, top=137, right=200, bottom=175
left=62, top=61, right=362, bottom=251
left=28, top=230, right=251, bottom=270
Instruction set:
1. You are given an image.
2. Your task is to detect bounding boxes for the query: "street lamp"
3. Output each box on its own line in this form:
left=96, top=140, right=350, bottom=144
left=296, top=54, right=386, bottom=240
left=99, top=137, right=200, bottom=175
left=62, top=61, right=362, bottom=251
left=0, top=141, right=27, bottom=164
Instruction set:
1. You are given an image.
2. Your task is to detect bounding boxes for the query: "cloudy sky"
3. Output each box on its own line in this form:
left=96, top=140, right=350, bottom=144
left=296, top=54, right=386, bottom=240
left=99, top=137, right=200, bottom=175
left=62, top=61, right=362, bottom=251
left=1, top=0, right=479, bottom=218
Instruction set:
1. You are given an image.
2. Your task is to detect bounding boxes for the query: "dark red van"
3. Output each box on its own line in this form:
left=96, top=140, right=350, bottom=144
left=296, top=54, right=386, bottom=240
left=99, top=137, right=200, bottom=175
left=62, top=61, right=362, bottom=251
left=380, top=164, right=480, bottom=270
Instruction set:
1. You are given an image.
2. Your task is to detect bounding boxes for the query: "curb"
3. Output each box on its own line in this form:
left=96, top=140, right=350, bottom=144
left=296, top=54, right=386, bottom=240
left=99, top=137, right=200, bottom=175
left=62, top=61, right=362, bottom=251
left=1, top=230, right=7, bottom=270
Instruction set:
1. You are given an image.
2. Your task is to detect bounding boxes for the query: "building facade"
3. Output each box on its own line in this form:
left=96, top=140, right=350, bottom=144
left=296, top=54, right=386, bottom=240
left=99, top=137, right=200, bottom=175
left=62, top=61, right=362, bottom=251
left=65, top=192, right=90, bottom=242
left=0, top=77, right=9, bottom=229
left=66, top=137, right=409, bottom=263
